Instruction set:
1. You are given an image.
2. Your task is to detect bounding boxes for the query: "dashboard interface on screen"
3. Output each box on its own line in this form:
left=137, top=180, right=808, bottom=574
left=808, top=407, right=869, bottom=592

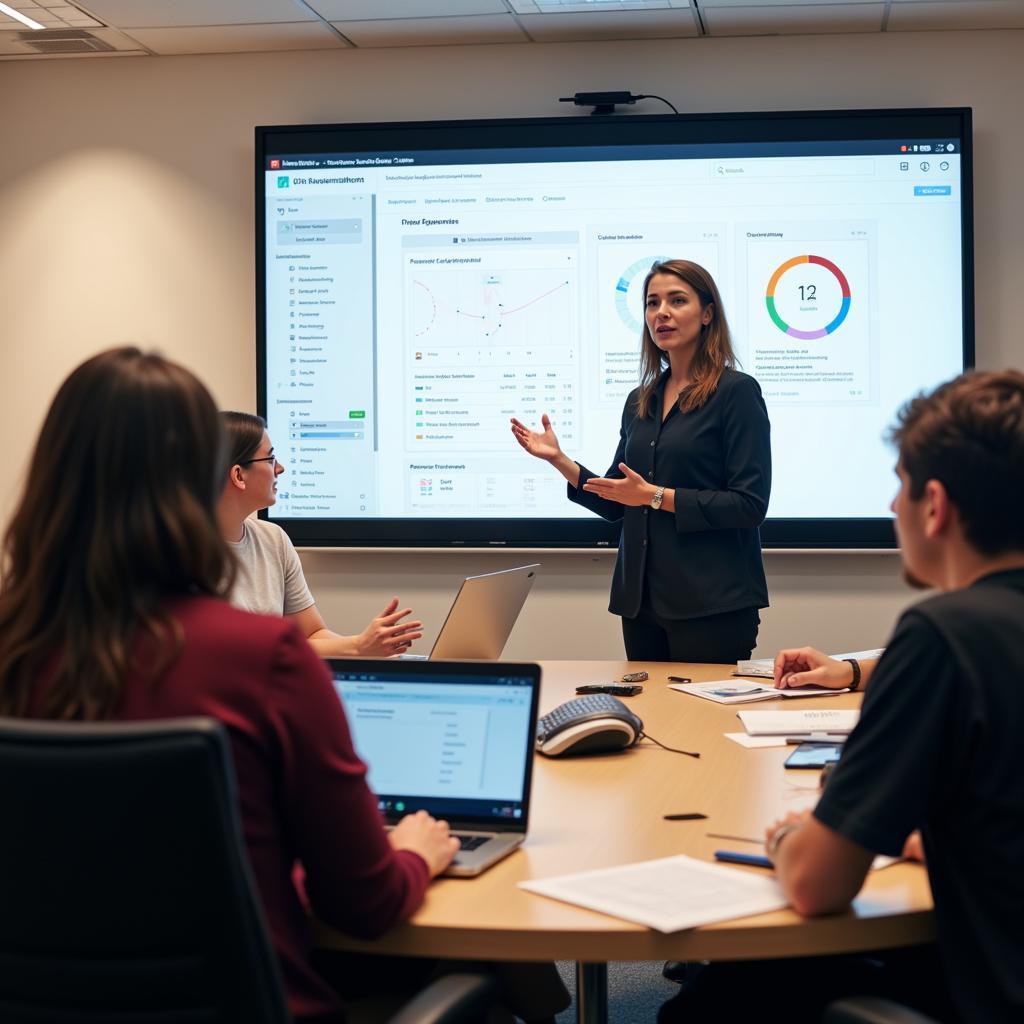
left=257, top=110, right=972, bottom=547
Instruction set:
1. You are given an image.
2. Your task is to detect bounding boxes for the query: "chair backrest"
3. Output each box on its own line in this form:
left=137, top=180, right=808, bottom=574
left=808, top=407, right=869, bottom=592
left=0, top=716, right=290, bottom=1024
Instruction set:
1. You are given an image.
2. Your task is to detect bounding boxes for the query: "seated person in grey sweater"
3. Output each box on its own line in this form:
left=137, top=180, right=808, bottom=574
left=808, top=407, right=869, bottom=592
left=217, top=412, right=422, bottom=657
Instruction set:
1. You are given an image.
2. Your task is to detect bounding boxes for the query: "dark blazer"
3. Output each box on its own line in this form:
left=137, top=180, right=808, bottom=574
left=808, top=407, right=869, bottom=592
left=569, top=367, right=771, bottom=620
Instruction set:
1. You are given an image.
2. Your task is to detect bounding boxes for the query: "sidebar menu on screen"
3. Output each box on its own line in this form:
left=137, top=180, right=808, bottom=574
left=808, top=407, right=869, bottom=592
left=265, top=181, right=376, bottom=516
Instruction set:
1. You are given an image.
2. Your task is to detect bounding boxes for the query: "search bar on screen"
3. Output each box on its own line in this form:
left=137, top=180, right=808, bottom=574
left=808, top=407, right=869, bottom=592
left=711, top=158, right=875, bottom=179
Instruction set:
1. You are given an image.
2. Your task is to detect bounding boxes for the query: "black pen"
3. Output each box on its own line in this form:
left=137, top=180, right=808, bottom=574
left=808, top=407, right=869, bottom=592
left=667, top=675, right=692, bottom=684
left=663, top=812, right=707, bottom=821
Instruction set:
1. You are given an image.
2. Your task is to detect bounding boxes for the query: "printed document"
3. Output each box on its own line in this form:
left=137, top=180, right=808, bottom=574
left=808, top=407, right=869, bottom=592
left=520, top=854, right=787, bottom=933
left=670, top=680, right=849, bottom=704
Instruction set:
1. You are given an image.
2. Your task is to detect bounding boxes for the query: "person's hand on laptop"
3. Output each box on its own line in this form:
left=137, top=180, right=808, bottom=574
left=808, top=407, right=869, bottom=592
left=355, top=598, right=424, bottom=657
left=389, top=810, right=460, bottom=876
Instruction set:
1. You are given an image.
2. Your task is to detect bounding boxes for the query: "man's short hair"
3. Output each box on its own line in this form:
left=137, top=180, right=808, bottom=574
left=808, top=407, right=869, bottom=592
left=891, top=369, right=1024, bottom=555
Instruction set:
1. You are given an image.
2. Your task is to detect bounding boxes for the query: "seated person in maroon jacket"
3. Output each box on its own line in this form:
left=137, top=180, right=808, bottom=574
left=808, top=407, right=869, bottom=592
left=0, top=348, right=566, bottom=1024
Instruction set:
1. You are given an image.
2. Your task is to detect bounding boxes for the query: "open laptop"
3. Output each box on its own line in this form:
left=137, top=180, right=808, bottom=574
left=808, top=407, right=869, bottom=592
left=405, top=563, right=540, bottom=661
left=329, top=658, right=541, bottom=876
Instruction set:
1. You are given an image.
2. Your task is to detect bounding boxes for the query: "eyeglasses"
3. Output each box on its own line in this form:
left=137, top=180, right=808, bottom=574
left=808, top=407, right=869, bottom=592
left=241, top=455, right=277, bottom=468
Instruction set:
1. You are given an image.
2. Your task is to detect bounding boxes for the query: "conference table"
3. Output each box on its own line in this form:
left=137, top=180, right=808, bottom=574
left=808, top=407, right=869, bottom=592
left=314, top=661, right=934, bottom=1024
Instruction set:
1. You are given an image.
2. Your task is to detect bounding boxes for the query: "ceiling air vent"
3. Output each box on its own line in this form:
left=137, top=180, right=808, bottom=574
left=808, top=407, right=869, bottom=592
left=17, top=29, right=114, bottom=54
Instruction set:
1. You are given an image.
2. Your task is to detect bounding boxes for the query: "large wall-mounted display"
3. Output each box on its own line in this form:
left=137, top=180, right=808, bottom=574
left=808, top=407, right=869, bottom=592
left=256, top=108, right=973, bottom=548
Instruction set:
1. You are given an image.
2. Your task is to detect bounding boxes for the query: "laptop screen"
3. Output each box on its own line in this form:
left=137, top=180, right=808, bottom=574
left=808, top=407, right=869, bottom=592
left=330, top=660, right=539, bottom=828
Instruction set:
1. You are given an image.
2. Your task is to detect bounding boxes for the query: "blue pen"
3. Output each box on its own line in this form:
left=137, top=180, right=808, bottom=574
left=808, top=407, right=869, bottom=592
left=714, top=849, right=773, bottom=869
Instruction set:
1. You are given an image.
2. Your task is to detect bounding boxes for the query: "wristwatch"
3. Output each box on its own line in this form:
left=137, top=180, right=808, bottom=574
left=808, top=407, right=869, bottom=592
left=766, top=822, right=801, bottom=862
left=650, top=485, right=665, bottom=510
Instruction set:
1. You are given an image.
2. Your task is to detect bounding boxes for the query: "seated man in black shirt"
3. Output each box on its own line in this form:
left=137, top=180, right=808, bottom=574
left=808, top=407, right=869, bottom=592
left=766, top=368, right=1024, bottom=1023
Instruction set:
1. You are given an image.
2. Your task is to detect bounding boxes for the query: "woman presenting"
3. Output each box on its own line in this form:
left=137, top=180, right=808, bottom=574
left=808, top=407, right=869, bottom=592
left=511, top=259, right=771, bottom=662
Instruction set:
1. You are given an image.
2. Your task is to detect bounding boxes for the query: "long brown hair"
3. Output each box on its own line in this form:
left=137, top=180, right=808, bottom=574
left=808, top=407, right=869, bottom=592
left=635, top=259, right=737, bottom=419
left=0, top=348, right=234, bottom=720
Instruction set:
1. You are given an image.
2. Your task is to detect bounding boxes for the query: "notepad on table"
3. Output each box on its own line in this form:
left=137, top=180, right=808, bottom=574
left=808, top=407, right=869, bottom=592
left=670, top=680, right=849, bottom=705
left=519, top=854, right=787, bottom=933
left=736, top=708, right=861, bottom=736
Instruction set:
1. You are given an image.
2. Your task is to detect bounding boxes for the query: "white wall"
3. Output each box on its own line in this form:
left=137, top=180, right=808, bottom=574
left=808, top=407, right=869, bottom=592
left=2, top=29, right=1021, bottom=659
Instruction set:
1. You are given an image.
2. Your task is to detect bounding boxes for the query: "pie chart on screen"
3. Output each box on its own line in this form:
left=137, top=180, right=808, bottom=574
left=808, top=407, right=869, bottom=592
left=766, top=255, right=851, bottom=340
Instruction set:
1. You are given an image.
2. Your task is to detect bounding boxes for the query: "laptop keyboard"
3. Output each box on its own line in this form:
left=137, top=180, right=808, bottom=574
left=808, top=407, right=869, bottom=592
left=455, top=834, right=489, bottom=851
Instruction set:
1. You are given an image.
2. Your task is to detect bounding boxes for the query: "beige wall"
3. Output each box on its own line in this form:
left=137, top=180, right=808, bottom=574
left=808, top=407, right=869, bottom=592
left=1, top=29, right=1021, bottom=658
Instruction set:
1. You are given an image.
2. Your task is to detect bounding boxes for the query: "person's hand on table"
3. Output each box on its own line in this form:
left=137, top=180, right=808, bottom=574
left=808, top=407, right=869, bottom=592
left=773, top=646, right=852, bottom=689
left=902, top=830, right=926, bottom=863
left=582, top=463, right=656, bottom=507
left=355, top=598, right=423, bottom=657
left=389, top=809, right=460, bottom=877
left=764, top=809, right=812, bottom=859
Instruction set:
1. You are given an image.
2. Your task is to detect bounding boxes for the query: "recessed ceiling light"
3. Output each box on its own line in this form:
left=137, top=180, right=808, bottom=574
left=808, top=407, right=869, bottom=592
left=0, top=2, right=44, bottom=30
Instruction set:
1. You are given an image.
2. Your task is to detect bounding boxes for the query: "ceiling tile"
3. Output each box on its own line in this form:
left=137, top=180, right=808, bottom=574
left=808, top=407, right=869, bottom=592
left=704, top=3, right=885, bottom=35
left=306, top=0, right=508, bottom=19
left=512, top=0, right=688, bottom=10
left=121, top=21, right=347, bottom=55
left=888, top=1, right=1024, bottom=30
left=699, top=0, right=878, bottom=6
left=518, top=10, right=698, bottom=40
left=77, top=0, right=318, bottom=28
left=332, top=14, right=529, bottom=45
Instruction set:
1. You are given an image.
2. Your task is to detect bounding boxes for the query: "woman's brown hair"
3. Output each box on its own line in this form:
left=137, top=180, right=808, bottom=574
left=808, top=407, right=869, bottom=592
left=635, top=259, right=738, bottom=419
left=222, top=410, right=266, bottom=470
left=0, top=347, right=234, bottom=720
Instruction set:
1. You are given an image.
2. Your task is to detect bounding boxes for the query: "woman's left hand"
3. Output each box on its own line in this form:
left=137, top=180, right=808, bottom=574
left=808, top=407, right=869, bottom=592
left=582, top=463, right=657, bottom=507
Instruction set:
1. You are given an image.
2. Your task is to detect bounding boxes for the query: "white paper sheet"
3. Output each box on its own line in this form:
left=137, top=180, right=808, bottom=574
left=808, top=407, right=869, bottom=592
left=737, top=708, right=861, bottom=736
left=519, top=854, right=788, bottom=933
left=724, top=731, right=789, bottom=748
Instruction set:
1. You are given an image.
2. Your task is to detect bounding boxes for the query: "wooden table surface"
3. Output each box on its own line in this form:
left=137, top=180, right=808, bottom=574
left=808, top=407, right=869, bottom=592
left=314, top=661, right=933, bottom=963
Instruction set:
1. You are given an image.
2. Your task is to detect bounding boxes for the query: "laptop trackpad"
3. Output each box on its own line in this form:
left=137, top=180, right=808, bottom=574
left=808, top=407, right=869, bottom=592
left=444, top=833, right=524, bottom=878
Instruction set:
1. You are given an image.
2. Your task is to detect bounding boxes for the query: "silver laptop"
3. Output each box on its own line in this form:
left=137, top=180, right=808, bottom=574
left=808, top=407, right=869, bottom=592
left=329, top=659, right=541, bottom=876
left=407, top=564, right=540, bottom=661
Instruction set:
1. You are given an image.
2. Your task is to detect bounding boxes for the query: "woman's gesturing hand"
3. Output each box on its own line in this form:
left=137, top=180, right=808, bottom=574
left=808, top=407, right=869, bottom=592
left=582, top=463, right=655, bottom=507
left=510, top=414, right=563, bottom=463
left=356, top=598, right=424, bottom=657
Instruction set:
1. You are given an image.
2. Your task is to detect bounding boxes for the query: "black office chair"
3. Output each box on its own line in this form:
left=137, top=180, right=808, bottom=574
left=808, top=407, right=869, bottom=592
left=824, top=996, right=941, bottom=1024
left=0, top=717, right=495, bottom=1024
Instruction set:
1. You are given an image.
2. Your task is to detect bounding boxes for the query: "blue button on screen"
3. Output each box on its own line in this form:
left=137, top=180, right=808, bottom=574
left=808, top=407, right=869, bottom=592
left=914, top=185, right=952, bottom=196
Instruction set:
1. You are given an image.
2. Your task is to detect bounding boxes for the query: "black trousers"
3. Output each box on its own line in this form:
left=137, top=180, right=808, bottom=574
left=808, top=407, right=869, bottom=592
left=621, top=605, right=760, bottom=663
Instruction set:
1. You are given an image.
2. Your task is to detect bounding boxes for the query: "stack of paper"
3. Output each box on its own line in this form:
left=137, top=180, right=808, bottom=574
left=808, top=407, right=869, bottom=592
left=736, top=708, right=860, bottom=736
left=670, top=680, right=849, bottom=705
left=520, top=854, right=787, bottom=933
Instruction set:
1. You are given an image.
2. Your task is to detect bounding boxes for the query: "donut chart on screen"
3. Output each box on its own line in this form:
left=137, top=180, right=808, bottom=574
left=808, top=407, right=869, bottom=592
left=615, top=255, right=669, bottom=334
left=766, top=255, right=851, bottom=340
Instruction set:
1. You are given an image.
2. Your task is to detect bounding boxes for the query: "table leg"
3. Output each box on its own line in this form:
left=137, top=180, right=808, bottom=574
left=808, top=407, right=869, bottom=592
left=575, top=961, right=608, bottom=1024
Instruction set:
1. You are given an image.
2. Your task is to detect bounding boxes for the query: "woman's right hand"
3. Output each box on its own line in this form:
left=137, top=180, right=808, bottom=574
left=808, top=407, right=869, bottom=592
left=510, top=413, right=563, bottom=463
left=388, top=809, right=460, bottom=877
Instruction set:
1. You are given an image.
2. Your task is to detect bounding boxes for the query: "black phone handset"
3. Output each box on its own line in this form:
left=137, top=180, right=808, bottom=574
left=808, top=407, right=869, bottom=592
left=535, top=694, right=644, bottom=757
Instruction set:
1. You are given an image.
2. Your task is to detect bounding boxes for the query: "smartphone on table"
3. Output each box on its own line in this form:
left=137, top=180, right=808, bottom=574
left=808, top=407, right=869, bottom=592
left=575, top=683, right=644, bottom=697
left=783, top=742, right=843, bottom=769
